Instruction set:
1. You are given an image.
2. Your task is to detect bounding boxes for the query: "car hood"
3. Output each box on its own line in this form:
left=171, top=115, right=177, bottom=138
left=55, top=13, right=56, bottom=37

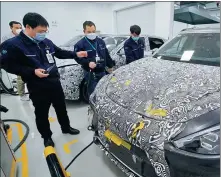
left=93, top=57, right=220, bottom=123
left=90, top=57, right=220, bottom=176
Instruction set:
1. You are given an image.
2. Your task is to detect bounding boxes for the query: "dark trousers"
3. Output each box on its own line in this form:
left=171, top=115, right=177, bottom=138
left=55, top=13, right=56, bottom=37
left=84, top=71, right=106, bottom=96
left=29, top=81, right=70, bottom=139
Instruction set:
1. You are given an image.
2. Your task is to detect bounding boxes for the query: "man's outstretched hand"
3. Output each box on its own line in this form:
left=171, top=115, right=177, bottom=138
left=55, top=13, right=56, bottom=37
left=76, top=51, right=88, bottom=58
left=35, top=69, right=49, bottom=78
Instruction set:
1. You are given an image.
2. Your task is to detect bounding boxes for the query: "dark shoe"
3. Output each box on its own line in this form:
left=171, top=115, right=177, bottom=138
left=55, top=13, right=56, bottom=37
left=62, top=127, right=80, bottom=135
left=44, top=138, right=55, bottom=147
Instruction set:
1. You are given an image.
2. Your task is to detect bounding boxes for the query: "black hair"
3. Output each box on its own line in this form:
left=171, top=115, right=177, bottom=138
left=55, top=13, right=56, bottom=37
left=23, top=12, right=49, bottom=29
left=130, top=25, right=141, bottom=35
left=83, top=21, right=96, bottom=30
left=9, top=21, right=21, bottom=28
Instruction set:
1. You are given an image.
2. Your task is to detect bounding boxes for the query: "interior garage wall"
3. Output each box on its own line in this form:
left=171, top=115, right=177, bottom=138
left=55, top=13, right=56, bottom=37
left=1, top=2, right=113, bottom=45
left=113, top=2, right=180, bottom=39
left=173, top=21, right=188, bottom=36
left=115, top=2, right=155, bottom=35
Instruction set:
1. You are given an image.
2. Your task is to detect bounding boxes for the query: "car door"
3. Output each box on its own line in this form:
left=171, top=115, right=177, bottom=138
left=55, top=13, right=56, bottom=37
left=111, top=42, right=127, bottom=69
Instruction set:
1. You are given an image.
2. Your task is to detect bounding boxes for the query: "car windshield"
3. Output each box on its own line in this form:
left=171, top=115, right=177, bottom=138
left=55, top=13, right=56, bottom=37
left=154, top=32, right=220, bottom=66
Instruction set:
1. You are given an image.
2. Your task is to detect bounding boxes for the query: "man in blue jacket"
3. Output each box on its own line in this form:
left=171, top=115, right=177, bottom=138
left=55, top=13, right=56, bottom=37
left=124, top=25, right=145, bottom=64
left=74, top=21, right=114, bottom=97
left=0, top=13, right=87, bottom=147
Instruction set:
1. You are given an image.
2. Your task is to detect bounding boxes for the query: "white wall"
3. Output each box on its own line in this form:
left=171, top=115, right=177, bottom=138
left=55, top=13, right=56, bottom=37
left=112, top=2, right=175, bottom=39
left=112, top=2, right=144, bottom=11
left=114, top=3, right=155, bottom=35
left=155, top=2, right=174, bottom=39
left=1, top=2, right=113, bottom=45
left=173, top=21, right=188, bottom=36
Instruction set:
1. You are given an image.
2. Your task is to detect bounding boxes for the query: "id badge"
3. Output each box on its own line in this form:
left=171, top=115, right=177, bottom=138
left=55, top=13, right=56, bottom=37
left=96, top=56, right=100, bottom=62
left=46, top=50, right=54, bottom=63
left=95, top=53, right=100, bottom=62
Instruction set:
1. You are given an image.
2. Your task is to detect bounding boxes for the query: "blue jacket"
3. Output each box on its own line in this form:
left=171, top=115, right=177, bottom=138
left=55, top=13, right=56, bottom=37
left=74, top=36, right=114, bottom=72
left=0, top=31, right=78, bottom=92
left=124, top=37, right=145, bottom=64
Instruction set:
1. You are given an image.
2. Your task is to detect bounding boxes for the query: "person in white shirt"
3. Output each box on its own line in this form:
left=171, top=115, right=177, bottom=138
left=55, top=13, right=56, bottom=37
left=1, top=21, right=30, bottom=101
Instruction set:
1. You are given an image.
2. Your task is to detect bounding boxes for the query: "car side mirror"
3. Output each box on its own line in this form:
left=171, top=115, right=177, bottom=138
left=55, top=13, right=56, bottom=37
left=117, top=49, right=125, bottom=57
left=151, top=48, right=158, bottom=54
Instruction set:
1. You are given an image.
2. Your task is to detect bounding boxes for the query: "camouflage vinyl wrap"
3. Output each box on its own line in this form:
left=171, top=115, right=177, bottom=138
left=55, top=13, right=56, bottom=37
left=57, top=36, right=154, bottom=100
left=58, top=64, right=84, bottom=100
left=90, top=57, right=220, bottom=177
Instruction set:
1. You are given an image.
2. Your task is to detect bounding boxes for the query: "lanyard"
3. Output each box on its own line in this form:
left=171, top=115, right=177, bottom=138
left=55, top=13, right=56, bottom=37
left=85, top=37, right=97, bottom=51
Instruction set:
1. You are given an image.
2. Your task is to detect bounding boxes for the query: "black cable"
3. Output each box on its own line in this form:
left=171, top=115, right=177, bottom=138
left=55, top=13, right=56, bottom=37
left=2, top=119, right=30, bottom=152
left=65, top=140, right=94, bottom=170
left=0, top=77, right=29, bottom=96
left=87, top=70, right=94, bottom=100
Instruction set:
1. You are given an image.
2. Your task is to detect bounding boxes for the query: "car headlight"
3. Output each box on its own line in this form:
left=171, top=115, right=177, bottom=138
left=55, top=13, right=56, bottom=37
left=173, top=125, right=220, bottom=155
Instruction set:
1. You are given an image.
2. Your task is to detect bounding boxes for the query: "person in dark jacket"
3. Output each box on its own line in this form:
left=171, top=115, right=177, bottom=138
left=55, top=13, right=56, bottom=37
left=0, top=13, right=87, bottom=147
left=74, top=21, right=114, bottom=97
left=124, top=25, right=145, bottom=64
left=2, top=21, right=30, bottom=101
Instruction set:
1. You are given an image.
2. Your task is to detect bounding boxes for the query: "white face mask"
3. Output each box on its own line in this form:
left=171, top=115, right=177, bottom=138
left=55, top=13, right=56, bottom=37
left=15, top=29, right=22, bottom=35
left=86, top=33, right=97, bottom=40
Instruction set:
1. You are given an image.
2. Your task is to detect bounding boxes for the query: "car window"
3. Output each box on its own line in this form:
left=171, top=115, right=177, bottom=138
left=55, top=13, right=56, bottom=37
left=61, top=36, right=83, bottom=47
left=154, top=32, right=220, bottom=66
left=114, top=37, right=128, bottom=45
left=148, top=37, right=164, bottom=50
left=104, top=37, right=116, bottom=45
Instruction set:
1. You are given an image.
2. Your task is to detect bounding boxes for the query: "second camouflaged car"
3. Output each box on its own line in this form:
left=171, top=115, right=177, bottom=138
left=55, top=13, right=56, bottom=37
left=57, top=35, right=165, bottom=101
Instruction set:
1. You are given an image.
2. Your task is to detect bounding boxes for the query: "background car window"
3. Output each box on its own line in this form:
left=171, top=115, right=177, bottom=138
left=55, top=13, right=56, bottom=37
left=114, top=37, right=128, bottom=45
left=61, top=36, right=83, bottom=47
left=154, top=33, right=220, bottom=65
left=104, top=37, right=117, bottom=52
left=148, top=37, right=164, bottom=50
left=104, top=37, right=116, bottom=45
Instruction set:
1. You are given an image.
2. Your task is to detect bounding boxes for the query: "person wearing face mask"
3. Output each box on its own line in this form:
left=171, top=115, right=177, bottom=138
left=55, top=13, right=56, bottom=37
left=1, top=21, right=29, bottom=101
left=2, top=21, right=23, bottom=42
left=0, top=13, right=88, bottom=147
left=74, top=21, right=114, bottom=97
left=124, top=25, right=145, bottom=64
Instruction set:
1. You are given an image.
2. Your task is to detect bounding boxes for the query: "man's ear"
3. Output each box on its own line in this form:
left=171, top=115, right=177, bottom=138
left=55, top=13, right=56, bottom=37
left=26, top=24, right=31, bottom=29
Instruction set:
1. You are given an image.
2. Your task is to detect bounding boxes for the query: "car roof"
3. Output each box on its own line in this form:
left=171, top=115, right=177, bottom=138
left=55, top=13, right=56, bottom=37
left=180, top=27, right=220, bottom=34
left=106, top=34, right=166, bottom=40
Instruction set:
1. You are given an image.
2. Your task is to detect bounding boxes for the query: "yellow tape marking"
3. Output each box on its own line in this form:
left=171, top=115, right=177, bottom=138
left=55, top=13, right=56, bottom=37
left=146, top=104, right=168, bottom=117
left=63, top=139, right=78, bottom=154
left=9, top=160, right=16, bottom=177
left=16, top=123, right=29, bottom=177
left=66, top=172, right=71, bottom=177
left=104, top=129, right=131, bottom=150
left=125, top=80, right=131, bottom=86
left=131, top=121, right=145, bottom=139
left=48, top=117, right=57, bottom=122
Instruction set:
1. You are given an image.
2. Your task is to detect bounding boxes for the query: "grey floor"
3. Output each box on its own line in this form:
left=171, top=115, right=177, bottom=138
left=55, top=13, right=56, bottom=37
left=2, top=94, right=126, bottom=177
